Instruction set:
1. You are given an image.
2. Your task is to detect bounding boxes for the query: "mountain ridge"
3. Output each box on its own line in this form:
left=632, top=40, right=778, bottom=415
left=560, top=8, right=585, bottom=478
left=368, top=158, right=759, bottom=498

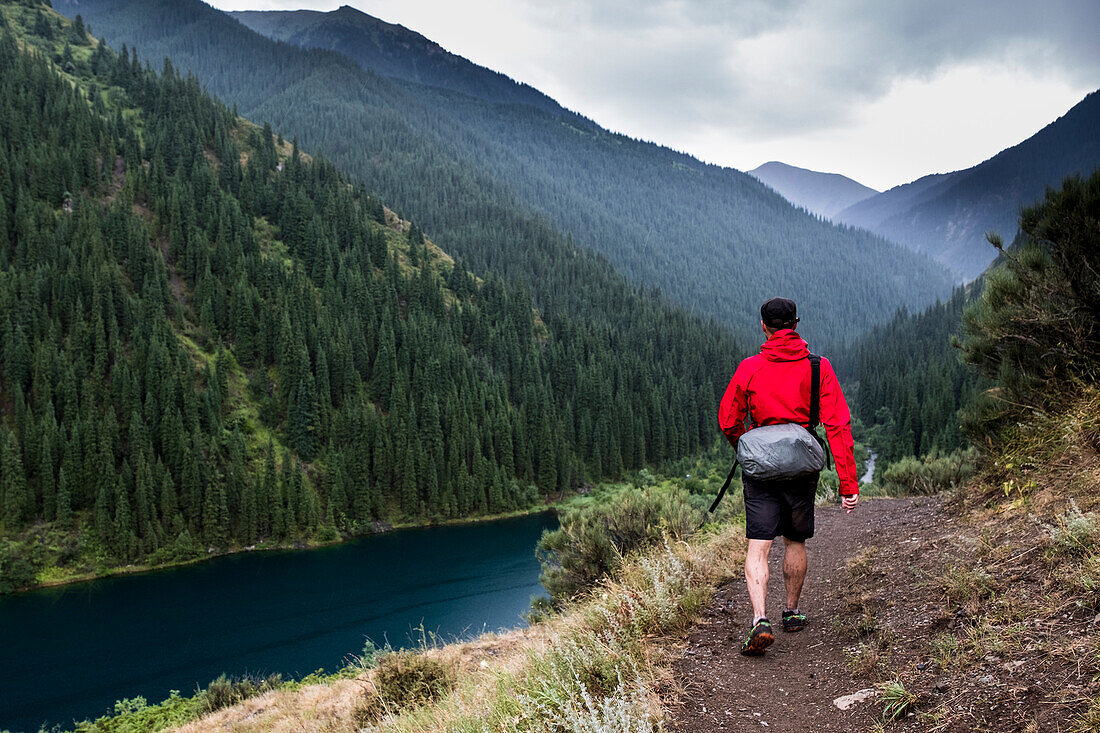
left=836, top=89, right=1100, bottom=279
left=230, top=6, right=568, bottom=116
left=748, top=160, right=879, bottom=219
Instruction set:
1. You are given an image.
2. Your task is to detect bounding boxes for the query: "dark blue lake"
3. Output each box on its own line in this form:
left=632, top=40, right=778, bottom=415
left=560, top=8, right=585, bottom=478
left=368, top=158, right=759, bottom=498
left=0, top=511, right=558, bottom=732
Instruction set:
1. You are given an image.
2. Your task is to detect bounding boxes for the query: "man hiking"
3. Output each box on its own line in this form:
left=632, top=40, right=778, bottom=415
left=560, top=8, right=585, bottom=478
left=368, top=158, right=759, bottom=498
left=718, top=297, right=859, bottom=656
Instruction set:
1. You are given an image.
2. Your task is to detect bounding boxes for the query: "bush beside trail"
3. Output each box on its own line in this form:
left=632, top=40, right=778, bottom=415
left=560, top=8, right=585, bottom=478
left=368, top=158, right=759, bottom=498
left=879, top=449, right=978, bottom=496
left=536, top=486, right=704, bottom=604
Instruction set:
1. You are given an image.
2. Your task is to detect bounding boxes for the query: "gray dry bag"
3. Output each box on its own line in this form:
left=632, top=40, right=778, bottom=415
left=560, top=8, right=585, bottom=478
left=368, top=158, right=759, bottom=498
left=736, top=423, right=823, bottom=480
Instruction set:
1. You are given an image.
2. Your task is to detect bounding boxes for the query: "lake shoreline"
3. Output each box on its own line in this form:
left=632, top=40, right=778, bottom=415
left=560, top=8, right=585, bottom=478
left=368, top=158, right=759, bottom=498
left=16, top=502, right=564, bottom=596
left=1, top=511, right=560, bottom=733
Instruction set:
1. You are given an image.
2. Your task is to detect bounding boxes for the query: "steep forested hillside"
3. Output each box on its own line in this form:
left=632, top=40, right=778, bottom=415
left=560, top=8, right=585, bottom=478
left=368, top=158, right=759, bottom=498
left=0, top=2, right=740, bottom=589
left=748, top=161, right=878, bottom=219
left=837, top=90, right=1100, bottom=279
left=56, top=0, right=953, bottom=344
left=230, top=5, right=564, bottom=115
left=839, top=288, right=986, bottom=467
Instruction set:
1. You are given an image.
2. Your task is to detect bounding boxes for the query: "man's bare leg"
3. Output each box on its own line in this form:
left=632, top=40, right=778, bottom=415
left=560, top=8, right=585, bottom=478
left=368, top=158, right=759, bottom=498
left=745, top=539, right=773, bottom=621
left=783, top=538, right=807, bottom=611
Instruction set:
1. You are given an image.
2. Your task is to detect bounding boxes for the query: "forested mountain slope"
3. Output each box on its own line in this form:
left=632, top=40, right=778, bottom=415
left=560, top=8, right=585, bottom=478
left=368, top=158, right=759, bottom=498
left=836, top=90, right=1100, bottom=280
left=838, top=287, right=986, bottom=467
left=56, top=0, right=953, bottom=344
left=0, top=1, right=740, bottom=589
left=230, top=5, right=564, bottom=115
left=748, top=161, right=878, bottom=219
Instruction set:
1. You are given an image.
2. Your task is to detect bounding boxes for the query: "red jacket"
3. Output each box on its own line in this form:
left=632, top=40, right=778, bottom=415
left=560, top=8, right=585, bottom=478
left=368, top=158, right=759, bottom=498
left=718, top=329, right=859, bottom=496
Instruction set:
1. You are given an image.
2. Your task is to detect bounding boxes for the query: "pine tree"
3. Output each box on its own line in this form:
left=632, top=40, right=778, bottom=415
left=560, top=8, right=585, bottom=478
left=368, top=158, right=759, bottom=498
left=56, top=467, right=73, bottom=527
left=1, top=429, right=29, bottom=529
left=203, top=481, right=229, bottom=548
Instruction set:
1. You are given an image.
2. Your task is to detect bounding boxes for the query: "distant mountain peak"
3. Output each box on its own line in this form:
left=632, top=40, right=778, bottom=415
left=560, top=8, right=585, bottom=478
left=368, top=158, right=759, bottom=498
left=748, top=161, right=878, bottom=219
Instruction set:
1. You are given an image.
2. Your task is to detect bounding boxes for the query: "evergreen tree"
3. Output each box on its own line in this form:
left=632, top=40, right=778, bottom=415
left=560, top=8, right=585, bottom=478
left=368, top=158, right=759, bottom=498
left=1, top=429, right=28, bottom=529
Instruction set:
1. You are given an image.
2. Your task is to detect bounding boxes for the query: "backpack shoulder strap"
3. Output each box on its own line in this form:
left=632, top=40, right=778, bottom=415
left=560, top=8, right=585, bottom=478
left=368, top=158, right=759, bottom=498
left=807, top=353, right=833, bottom=469
left=708, top=459, right=739, bottom=513
left=808, top=353, right=821, bottom=431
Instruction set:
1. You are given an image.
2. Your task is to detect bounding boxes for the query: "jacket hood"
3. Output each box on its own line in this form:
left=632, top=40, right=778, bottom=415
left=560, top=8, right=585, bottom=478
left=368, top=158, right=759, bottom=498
left=760, top=329, right=809, bottom=362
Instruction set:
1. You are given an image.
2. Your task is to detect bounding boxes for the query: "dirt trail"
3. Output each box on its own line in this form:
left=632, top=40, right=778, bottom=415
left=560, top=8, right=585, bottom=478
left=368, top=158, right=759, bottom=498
left=667, top=497, right=941, bottom=732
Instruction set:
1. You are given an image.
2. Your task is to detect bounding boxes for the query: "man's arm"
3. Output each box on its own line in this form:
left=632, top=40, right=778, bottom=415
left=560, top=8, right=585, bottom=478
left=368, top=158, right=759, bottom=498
left=718, top=361, right=751, bottom=448
left=819, top=358, right=859, bottom=496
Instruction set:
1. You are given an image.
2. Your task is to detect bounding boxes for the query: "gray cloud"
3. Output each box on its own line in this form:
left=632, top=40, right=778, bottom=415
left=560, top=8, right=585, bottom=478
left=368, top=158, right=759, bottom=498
left=518, top=0, right=1100, bottom=141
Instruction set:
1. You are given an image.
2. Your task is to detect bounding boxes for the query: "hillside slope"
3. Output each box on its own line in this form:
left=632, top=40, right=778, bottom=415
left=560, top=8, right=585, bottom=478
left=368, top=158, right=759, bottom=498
left=0, top=1, right=740, bottom=594
left=748, top=160, right=878, bottom=219
left=230, top=6, right=564, bottom=115
left=837, top=89, right=1100, bottom=279
left=57, top=0, right=954, bottom=344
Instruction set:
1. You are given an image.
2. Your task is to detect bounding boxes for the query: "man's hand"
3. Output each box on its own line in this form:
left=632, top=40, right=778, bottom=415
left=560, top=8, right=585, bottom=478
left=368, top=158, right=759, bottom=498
left=841, top=494, right=859, bottom=514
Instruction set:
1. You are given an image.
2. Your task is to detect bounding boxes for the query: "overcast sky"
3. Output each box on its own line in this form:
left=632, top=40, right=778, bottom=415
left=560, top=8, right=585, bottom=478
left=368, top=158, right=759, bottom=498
left=210, top=0, right=1099, bottom=191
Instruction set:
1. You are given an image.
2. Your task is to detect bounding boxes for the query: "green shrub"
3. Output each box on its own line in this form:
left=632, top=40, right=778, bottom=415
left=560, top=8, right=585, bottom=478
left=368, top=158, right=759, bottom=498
left=536, top=487, right=702, bottom=603
left=1045, top=501, right=1100, bottom=559
left=73, top=691, right=201, bottom=732
left=880, top=449, right=978, bottom=495
left=878, top=680, right=917, bottom=722
left=359, top=638, right=392, bottom=668
left=199, top=673, right=282, bottom=714
left=354, top=651, right=455, bottom=723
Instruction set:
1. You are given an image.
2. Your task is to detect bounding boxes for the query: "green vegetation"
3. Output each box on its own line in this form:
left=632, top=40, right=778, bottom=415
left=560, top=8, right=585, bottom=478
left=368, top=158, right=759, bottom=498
left=534, top=445, right=745, bottom=606
left=55, top=0, right=953, bottom=345
left=959, top=171, right=1100, bottom=434
left=840, top=287, right=985, bottom=472
left=536, top=485, right=702, bottom=604
left=67, top=669, right=349, bottom=733
left=876, top=680, right=917, bottom=723
left=0, top=1, right=741, bottom=592
left=878, top=449, right=978, bottom=496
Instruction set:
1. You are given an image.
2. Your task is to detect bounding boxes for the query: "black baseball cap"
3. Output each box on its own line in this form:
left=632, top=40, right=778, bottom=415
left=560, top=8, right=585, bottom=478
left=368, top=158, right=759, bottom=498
left=760, top=297, right=799, bottom=328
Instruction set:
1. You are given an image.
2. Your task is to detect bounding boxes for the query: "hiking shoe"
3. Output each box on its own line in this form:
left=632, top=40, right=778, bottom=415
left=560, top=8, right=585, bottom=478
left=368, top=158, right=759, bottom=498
left=782, top=610, right=808, bottom=633
left=740, top=619, right=775, bottom=656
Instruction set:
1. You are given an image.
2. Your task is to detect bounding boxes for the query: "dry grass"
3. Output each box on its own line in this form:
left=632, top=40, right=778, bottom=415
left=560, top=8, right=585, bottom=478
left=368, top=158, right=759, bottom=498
left=846, top=642, right=887, bottom=678
left=865, top=389, right=1100, bottom=730
left=939, top=564, right=995, bottom=611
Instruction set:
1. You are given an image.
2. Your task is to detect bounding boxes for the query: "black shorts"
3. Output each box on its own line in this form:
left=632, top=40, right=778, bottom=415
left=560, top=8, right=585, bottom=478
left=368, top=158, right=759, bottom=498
left=743, top=472, right=819, bottom=541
